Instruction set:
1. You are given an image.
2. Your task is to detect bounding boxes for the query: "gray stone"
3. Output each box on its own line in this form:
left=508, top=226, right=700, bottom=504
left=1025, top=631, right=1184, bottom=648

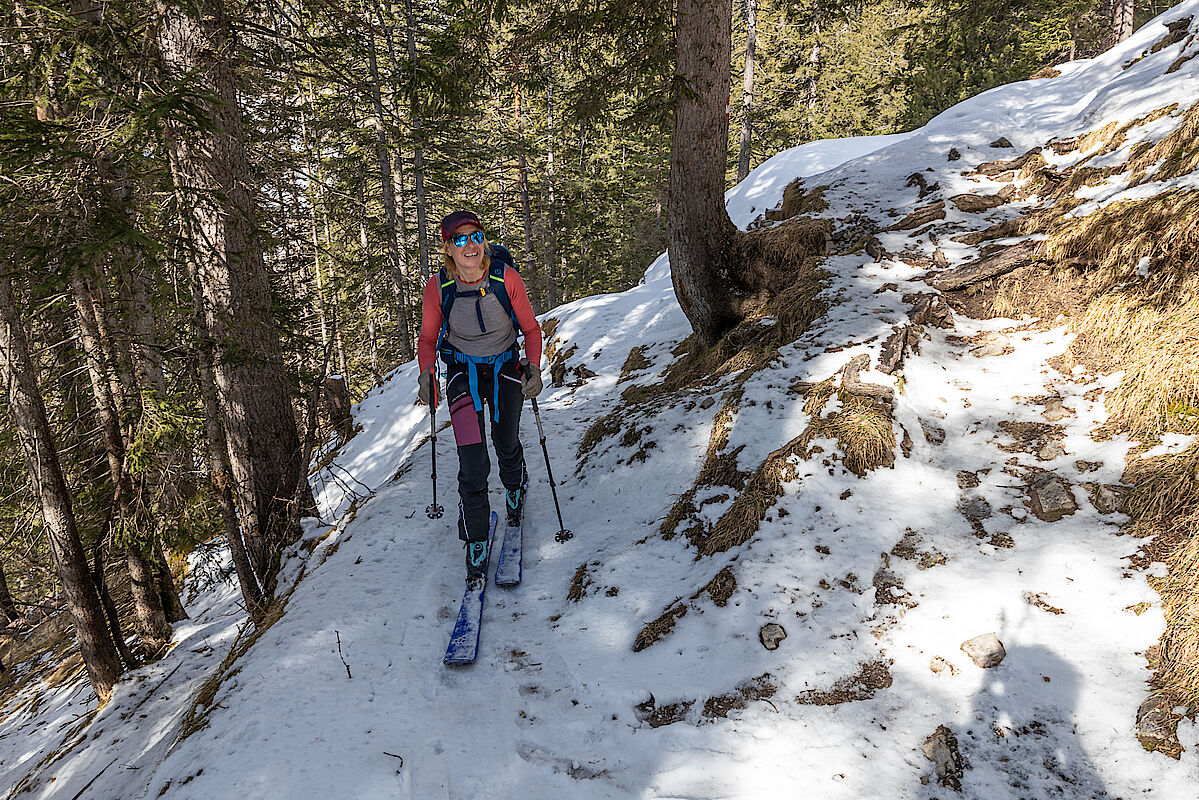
left=957, top=496, right=992, bottom=522
left=1037, top=439, right=1066, bottom=461
left=699, top=396, right=716, bottom=410
left=1091, top=484, right=1129, bottom=515
left=961, top=632, right=1006, bottom=668
left=1135, top=694, right=1181, bottom=754
left=922, top=725, right=965, bottom=789
left=1042, top=396, right=1071, bottom=422
left=759, top=623, right=787, bottom=651
left=1027, top=470, right=1078, bottom=522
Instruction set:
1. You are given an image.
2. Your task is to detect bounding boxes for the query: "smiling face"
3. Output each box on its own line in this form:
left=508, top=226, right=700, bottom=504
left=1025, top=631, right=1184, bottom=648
left=444, top=224, right=487, bottom=279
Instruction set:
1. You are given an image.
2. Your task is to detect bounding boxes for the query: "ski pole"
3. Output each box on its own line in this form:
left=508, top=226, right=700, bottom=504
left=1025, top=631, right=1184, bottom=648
left=426, top=367, right=444, bottom=520
left=531, top=398, right=571, bottom=542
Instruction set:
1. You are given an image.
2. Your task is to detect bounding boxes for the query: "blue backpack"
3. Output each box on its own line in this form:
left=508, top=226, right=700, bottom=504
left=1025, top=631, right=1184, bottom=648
left=435, top=243, right=519, bottom=354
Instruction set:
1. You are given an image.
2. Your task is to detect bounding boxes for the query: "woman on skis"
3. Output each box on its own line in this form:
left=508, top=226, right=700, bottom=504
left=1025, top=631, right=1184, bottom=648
left=417, top=210, right=543, bottom=584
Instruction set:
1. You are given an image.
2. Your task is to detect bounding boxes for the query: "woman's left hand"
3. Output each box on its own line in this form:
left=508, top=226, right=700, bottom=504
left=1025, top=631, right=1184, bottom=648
left=519, top=359, right=543, bottom=399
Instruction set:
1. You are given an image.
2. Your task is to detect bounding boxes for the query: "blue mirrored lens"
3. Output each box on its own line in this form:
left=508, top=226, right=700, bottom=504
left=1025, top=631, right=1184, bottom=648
left=452, top=231, right=485, bottom=247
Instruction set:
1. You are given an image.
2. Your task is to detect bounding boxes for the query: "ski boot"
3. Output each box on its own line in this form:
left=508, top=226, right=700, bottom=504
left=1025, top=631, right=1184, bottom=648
left=465, top=540, right=488, bottom=586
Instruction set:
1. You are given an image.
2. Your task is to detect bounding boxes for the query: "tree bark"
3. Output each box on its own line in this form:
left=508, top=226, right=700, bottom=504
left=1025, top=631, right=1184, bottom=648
left=544, top=62, right=561, bottom=307
left=737, top=0, right=758, bottom=183
left=365, top=17, right=414, bottom=359
left=514, top=82, right=538, bottom=299
left=70, top=270, right=171, bottom=647
left=1113, top=0, right=1135, bottom=43
left=0, top=561, right=18, bottom=624
left=157, top=2, right=304, bottom=598
left=669, top=0, right=743, bottom=347
left=0, top=277, right=123, bottom=701
left=404, top=0, right=431, bottom=279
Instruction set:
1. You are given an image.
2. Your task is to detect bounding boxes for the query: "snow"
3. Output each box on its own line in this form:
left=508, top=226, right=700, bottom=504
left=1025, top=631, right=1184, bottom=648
left=5, top=3, right=1199, bottom=798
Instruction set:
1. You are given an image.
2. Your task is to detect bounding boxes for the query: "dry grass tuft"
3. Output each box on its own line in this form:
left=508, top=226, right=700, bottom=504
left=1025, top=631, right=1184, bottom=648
left=1068, top=285, right=1199, bottom=439
left=633, top=603, right=687, bottom=652
left=567, top=563, right=592, bottom=603
left=179, top=593, right=292, bottom=741
left=702, top=673, right=776, bottom=719
left=795, top=660, right=893, bottom=705
left=619, top=345, right=653, bottom=381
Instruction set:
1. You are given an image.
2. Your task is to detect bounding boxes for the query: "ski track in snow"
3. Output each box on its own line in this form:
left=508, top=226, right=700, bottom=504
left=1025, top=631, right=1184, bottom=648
left=5, top=5, right=1199, bottom=798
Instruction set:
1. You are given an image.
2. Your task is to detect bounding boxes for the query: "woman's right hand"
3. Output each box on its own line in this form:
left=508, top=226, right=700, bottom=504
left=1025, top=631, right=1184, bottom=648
left=418, top=369, right=439, bottom=407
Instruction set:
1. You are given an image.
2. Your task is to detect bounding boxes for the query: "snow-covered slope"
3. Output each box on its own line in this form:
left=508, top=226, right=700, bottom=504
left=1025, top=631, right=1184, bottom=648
left=5, top=4, right=1199, bottom=798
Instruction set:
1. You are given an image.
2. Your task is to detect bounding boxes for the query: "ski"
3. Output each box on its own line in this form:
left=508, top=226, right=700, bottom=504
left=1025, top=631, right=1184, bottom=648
left=494, top=514, right=523, bottom=587
left=443, top=512, right=498, bottom=666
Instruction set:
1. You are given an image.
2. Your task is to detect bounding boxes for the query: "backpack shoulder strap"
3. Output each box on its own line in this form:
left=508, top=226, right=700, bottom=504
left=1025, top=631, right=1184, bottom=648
left=486, top=248, right=518, bottom=329
left=437, top=267, right=456, bottom=348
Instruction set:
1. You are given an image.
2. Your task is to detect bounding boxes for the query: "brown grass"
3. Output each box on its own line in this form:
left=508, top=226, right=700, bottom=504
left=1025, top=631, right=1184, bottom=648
left=567, top=563, right=592, bottom=603
left=619, top=345, right=653, bottom=381
left=179, top=591, right=292, bottom=741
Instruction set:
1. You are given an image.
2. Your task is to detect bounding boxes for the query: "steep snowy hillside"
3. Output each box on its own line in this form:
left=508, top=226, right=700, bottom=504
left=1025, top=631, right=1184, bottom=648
left=4, top=4, right=1199, bottom=798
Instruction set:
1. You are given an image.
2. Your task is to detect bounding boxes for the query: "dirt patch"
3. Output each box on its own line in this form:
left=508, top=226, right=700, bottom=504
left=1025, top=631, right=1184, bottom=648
left=702, top=674, right=777, bottom=719
left=997, top=420, right=1063, bottom=454
left=795, top=660, right=893, bottom=705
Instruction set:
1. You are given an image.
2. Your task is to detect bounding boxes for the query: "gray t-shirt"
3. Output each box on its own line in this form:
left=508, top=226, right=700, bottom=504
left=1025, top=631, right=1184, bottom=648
left=443, top=274, right=517, bottom=358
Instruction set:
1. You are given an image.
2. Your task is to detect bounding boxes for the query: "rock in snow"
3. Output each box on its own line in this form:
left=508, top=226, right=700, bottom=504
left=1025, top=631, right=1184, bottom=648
left=1026, top=470, right=1078, bottom=522
left=960, top=633, right=1006, bottom=668
left=759, top=623, right=787, bottom=651
left=922, top=725, right=966, bottom=789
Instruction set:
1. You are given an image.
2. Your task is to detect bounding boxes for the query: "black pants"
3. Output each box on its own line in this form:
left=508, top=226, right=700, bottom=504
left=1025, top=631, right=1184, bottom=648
left=444, top=354, right=525, bottom=543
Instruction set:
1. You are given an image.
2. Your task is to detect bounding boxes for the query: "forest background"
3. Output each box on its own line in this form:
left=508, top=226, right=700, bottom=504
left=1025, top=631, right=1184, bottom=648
left=0, top=0, right=1171, bottom=700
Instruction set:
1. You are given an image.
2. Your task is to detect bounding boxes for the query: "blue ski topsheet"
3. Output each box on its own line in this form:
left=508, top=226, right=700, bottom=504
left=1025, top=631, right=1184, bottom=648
left=444, top=512, right=498, bottom=666
left=494, top=516, right=522, bottom=587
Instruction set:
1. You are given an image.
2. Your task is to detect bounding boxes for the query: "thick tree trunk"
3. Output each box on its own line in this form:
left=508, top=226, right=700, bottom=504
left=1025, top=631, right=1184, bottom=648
left=737, top=0, right=758, bottom=183
left=365, top=20, right=414, bottom=359
left=669, top=0, right=743, bottom=347
left=0, top=277, right=123, bottom=701
left=158, top=3, right=304, bottom=597
left=1113, top=0, right=1134, bottom=43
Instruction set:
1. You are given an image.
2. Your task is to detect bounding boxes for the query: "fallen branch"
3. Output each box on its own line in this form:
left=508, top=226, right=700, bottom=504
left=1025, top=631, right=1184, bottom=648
left=930, top=240, right=1042, bottom=291
left=842, top=355, right=894, bottom=402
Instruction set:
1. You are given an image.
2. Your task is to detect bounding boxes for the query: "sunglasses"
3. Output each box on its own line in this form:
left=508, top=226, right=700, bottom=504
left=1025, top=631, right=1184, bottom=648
left=451, top=230, right=485, bottom=247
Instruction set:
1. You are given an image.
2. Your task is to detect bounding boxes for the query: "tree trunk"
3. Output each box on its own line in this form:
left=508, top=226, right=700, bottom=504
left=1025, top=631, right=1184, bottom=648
left=91, top=540, right=137, bottom=668
left=152, top=538, right=188, bottom=623
left=358, top=177, right=381, bottom=381
left=158, top=3, right=304, bottom=597
left=737, top=0, right=758, bottom=183
left=544, top=64, right=560, bottom=308
left=365, top=18, right=414, bottom=359
left=669, top=0, right=743, bottom=347
left=0, top=277, right=123, bottom=701
left=514, top=83, right=538, bottom=297
left=70, top=269, right=172, bottom=647
left=405, top=0, right=431, bottom=279
left=0, top=561, right=18, bottom=624
left=1113, top=0, right=1134, bottom=43
left=805, top=2, right=824, bottom=141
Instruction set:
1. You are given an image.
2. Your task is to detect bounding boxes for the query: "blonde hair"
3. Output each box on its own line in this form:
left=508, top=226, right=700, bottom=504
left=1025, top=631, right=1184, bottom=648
left=440, top=237, right=491, bottom=281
